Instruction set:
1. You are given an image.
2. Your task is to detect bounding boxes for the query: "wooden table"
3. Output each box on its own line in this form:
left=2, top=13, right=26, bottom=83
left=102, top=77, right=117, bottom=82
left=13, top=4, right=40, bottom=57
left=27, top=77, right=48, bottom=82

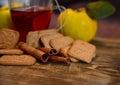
left=0, top=1, right=120, bottom=85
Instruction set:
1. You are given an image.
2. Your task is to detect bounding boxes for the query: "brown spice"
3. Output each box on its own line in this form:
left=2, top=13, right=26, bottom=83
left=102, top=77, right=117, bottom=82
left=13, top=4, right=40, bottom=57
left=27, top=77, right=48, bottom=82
left=49, top=56, right=69, bottom=64
left=38, top=47, right=58, bottom=56
left=18, top=42, right=48, bottom=63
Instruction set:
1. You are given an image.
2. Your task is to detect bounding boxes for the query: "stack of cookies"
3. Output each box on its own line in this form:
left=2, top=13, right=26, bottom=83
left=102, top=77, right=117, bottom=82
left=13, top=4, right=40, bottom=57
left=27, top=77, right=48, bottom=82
left=0, top=29, right=36, bottom=65
left=0, top=29, right=96, bottom=66
left=27, top=29, right=96, bottom=63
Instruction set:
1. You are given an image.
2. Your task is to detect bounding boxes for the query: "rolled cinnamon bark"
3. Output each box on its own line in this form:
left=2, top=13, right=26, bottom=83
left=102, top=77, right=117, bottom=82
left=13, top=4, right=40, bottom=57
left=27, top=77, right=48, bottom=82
left=38, top=48, right=58, bottom=55
left=18, top=42, right=48, bottom=63
left=49, top=56, right=69, bottom=64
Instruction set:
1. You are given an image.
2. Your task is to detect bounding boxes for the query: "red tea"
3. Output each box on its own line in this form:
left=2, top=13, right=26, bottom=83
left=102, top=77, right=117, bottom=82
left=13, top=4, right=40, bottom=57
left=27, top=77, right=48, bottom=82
left=10, top=7, right=52, bottom=41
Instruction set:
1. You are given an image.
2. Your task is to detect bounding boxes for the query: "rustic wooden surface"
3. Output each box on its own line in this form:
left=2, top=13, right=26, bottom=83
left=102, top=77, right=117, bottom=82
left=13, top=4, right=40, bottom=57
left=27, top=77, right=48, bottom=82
left=0, top=1, right=120, bottom=85
left=0, top=38, right=120, bottom=85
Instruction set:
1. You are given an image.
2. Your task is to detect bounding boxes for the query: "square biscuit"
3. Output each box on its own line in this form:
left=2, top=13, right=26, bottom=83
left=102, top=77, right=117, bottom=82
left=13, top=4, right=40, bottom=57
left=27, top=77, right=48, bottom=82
left=68, top=40, right=96, bottom=63
left=26, top=31, right=40, bottom=48
left=26, top=29, right=58, bottom=48
left=60, top=46, right=79, bottom=62
left=40, top=33, right=63, bottom=48
left=50, top=36, right=74, bottom=51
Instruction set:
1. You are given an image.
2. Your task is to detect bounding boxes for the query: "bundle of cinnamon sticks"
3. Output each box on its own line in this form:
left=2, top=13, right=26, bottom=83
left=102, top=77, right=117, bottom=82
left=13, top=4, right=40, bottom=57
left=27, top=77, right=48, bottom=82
left=18, top=42, right=69, bottom=64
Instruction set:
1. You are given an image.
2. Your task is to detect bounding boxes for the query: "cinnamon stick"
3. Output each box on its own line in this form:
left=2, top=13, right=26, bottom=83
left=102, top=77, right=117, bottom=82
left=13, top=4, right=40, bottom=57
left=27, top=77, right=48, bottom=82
left=18, top=42, right=48, bottom=63
left=49, top=56, right=69, bottom=64
left=38, top=48, right=58, bottom=55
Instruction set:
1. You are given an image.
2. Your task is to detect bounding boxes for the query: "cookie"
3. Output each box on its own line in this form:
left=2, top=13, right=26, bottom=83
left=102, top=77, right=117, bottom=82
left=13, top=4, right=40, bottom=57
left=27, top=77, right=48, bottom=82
left=0, top=55, right=36, bottom=65
left=60, top=46, right=70, bottom=58
left=26, top=29, right=57, bottom=48
left=40, top=33, right=63, bottom=48
left=60, top=46, right=79, bottom=62
left=26, top=31, right=40, bottom=48
left=39, top=29, right=57, bottom=34
left=0, top=49, right=24, bottom=55
left=0, top=29, right=19, bottom=49
left=50, top=36, right=74, bottom=51
left=69, top=57, right=79, bottom=63
left=68, top=40, right=96, bottom=63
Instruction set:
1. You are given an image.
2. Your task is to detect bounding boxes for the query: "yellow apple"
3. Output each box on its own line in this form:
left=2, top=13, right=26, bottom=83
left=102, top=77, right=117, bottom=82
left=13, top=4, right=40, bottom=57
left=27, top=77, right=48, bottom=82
left=0, top=3, right=23, bottom=29
left=0, top=5, right=12, bottom=29
left=58, top=8, right=97, bottom=42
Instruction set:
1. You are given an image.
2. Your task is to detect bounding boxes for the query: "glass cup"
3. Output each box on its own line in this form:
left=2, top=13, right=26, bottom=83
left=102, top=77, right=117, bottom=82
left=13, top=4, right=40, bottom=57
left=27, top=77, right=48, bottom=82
left=8, top=0, right=53, bottom=41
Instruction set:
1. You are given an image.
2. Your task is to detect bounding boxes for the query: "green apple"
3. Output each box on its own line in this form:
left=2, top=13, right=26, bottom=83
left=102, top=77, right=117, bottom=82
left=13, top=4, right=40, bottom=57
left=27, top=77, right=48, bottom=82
left=0, top=5, right=12, bottom=29
left=58, top=8, right=97, bottom=42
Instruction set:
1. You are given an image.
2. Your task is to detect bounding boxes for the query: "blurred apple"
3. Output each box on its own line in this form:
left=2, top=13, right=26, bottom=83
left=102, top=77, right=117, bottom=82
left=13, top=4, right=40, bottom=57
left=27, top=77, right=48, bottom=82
left=0, top=5, right=12, bottom=29
left=0, top=3, right=23, bottom=29
left=58, top=8, right=97, bottom=42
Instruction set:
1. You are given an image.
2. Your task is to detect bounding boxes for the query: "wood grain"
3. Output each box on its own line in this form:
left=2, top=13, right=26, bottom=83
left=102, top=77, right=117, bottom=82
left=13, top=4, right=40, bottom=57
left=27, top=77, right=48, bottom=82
left=0, top=37, right=120, bottom=85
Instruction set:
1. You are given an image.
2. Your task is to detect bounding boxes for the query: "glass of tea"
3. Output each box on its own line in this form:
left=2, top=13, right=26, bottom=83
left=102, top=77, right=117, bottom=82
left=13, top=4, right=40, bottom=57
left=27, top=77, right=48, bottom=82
left=8, top=0, right=53, bottom=41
